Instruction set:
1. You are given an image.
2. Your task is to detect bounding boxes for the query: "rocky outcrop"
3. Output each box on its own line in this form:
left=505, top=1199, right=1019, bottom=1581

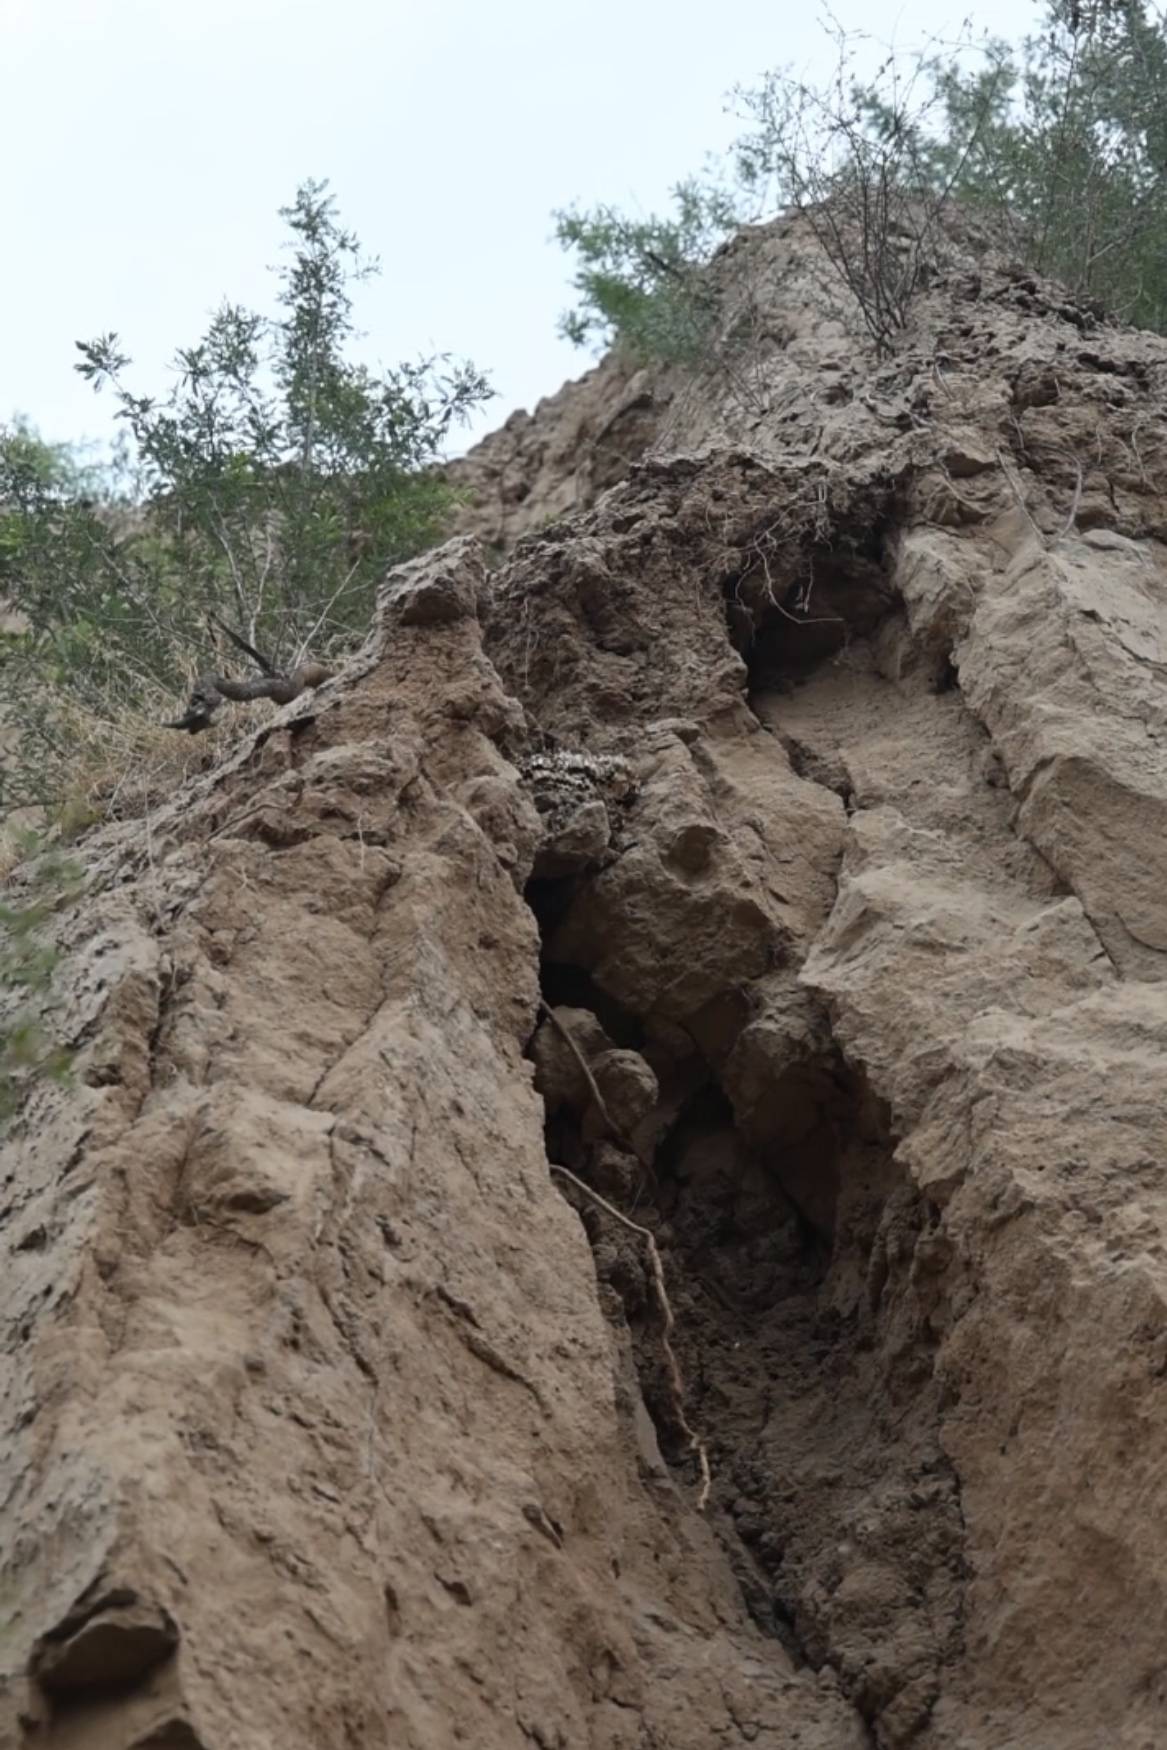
left=445, top=353, right=667, bottom=553
left=6, top=217, right=1167, bottom=1749
left=0, top=539, right=861, bottom=1750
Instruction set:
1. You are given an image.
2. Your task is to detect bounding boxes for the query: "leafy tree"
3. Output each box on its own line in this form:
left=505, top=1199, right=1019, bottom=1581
left=917, top=0, right=1167, bottom=329
left=554, top=178, right=741, bottom=363
left=556, top=2, right=1167, bottom=363
left=0, top=180, right=491, bottom=810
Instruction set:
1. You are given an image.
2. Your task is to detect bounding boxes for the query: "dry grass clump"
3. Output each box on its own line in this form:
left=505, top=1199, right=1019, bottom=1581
left=55, top=696, right=247, bottom=823
left=6, top=661, right=278, bottom=847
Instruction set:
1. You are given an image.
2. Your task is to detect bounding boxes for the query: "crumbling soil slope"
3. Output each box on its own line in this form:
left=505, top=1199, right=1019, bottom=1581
left=4, top=215, right=1167, bottom=1750
left=444, top=352, right=667, bottom=556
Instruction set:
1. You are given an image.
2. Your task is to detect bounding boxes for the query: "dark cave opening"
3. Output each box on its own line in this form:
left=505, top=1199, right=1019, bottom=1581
left=525, top=873, right=646, bottom=1049
left=725, top=513, right=898, bottom=696
left=523, top=873, right=581, bottom=941
left=747, top=554, right=890, bottom=685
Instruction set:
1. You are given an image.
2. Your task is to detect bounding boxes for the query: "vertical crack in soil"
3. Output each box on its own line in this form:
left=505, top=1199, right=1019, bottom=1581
left=526, top=920, right=966, bottom=1747
left=513, top=531, right=1033, bottom=1741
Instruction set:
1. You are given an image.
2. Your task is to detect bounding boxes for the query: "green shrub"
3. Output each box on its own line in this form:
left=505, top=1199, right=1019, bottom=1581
left=914, top=1, right=1167, bottom=329
left=556, top=3, right=1167, bottom=364
left=0, top=180, right=492, bottom=812
left=554, top=178, right=740, bottom=364
left=0, top=831, right=84, bottom=1121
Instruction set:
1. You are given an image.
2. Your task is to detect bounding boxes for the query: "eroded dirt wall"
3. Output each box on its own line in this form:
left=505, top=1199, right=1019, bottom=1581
left=5, top=214, right=1167, bottom=1750
left=0, top=541, right=865, bottom=1750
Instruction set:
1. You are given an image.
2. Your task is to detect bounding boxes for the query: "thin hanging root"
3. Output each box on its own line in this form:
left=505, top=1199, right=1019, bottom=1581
left=538, top=998, right=619, bottom=1137
left=548, top=1162, right=712, bottom=1512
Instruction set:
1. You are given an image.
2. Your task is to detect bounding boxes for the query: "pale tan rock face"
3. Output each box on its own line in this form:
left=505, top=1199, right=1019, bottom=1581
left=445, top=355, right=667, bottom=553
left=7, top=218, right=1167, bottom=1750
left=0, top=540, right=862, bottom=1750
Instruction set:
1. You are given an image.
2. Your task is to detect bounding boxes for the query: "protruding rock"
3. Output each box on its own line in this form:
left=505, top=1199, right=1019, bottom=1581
left=587, top=1048, right=660, bottom=1140
left=533, top=797, right=610, bottom=878
left=457, top=772, right=543, bottom=887
left=33, top=1591, right=178, bottom=1695
left=523, top=747, right=634, bottom=878
left=531, top=1005, right=614, bottom=1113
left=380, top=534, right=484, bottom=625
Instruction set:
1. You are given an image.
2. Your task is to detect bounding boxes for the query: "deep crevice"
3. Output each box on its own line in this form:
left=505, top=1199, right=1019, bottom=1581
left=526, top=872, right=647, bottom=1049
left=746, top=552, right=893, bottom=686
left=528, top=904, right=965, bottom=1744
left=538, top=961, right=646, bottom=1052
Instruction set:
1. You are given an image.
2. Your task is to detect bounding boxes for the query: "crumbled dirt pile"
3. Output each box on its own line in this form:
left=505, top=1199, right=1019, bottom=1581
left=5, top=215, right=1167, bottom=1749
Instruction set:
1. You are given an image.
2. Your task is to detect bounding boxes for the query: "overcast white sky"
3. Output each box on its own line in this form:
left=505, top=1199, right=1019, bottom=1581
left=1, top=0, right=1034, bottom=457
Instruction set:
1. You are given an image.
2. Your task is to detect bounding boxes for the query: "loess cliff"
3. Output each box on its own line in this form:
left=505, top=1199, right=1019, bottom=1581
left=3, top=214, right=1167, bottom=1749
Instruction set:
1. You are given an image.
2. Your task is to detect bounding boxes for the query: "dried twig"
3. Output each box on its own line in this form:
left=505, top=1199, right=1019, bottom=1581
left=1057, top=454, right=1085, bottom=541
left=1128, top=415, right=1153, bottom=489
left=994, top=448, right=1047, bottom=546
left=538, top=1000, right=711, bottom=1508
left=291, top=557, right=364, bottom=667
left=750, top=541, right=844, bottom=628
left=549, top=1163, right=712, bottom=1511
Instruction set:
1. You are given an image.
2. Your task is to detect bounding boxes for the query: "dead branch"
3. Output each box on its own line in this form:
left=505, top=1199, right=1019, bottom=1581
left=210, top=611, right=280, bottom=676
left=1057, top=454, right=1085, bottom=541
left=164, top=616, right=332, bottom=734
left=537, top=999, right=711, bottom=1508
left=994, top=448, right=1047, bottom=547
left=749, top=540, right=845, bottom=628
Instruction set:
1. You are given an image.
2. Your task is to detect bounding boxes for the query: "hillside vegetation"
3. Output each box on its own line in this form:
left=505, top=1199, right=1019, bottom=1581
left=0, top=182, right=490, bottom=817
left=558, top=1, right=1167, bottom=360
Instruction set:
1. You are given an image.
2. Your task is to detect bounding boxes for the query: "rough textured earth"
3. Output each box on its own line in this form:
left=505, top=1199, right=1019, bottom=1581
left=445, top=354, right=667, bottom=554
left=4, top=215, right=1167, bottom=1748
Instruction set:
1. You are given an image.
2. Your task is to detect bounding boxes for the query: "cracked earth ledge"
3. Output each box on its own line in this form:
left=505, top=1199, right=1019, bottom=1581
left=3, top=217, right=1167, bottom=1749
